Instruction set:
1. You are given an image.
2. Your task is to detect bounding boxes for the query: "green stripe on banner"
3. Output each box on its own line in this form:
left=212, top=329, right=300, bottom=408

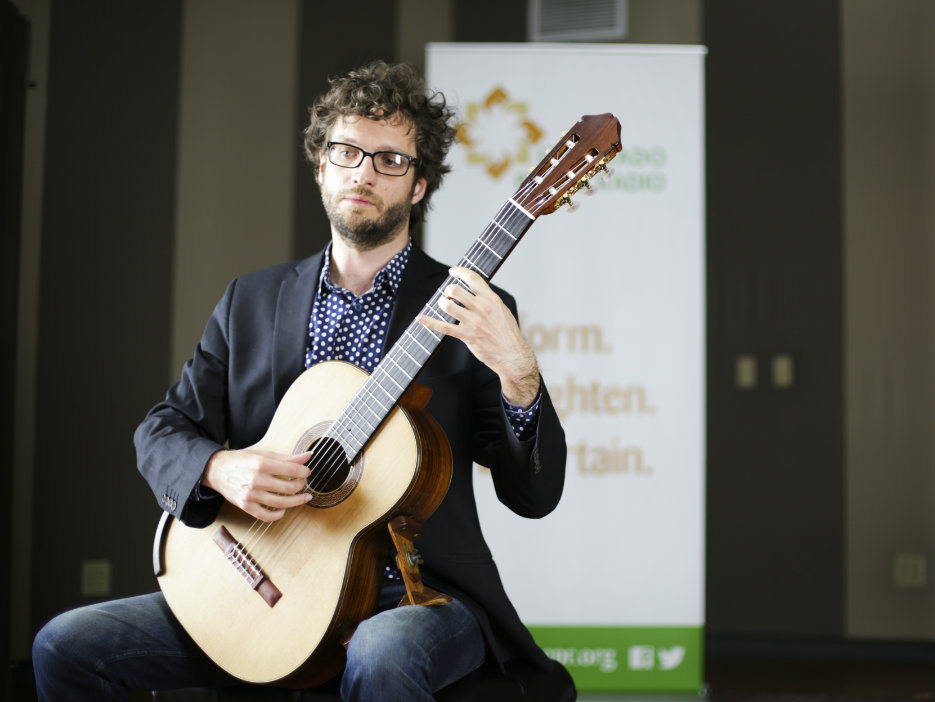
left=529, top=625, right=703, bottom=693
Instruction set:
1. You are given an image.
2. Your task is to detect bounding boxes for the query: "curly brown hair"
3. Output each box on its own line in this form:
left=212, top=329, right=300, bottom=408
left=303, top=61, right=457, bottom=230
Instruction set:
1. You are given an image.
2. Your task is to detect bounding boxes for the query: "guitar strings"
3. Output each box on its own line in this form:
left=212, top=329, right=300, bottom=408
left=295, top=184, right=537, bottom=502
left=219, top=163, right=566, bottom=567
left=299, top=172, right=547, bottom=496
left=300, top=195, right=535, bottom=499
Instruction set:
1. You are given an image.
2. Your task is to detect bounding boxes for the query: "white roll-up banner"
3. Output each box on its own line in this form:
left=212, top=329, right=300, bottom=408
left=424, top=43, right=706, bottom=694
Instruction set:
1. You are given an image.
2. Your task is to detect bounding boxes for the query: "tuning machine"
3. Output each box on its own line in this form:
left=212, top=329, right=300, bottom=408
left=558, top=193, right=579, bottom=211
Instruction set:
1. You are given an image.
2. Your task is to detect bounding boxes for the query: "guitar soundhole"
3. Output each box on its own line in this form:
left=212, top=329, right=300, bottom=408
left=298, top=431, right=363, bottom=508
left=305, top=437, right=349, bottom=495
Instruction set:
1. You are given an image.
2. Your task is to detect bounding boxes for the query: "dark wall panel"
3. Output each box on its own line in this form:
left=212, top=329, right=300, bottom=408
left=293, top=2, right=397, bottom=259
left=454, top=0, right=527, bottom=42
left=704, top=0, right=844, bottom=638
left=31, top=0, right=182, bottom=633
left=3, top=1, right=30, bottom=690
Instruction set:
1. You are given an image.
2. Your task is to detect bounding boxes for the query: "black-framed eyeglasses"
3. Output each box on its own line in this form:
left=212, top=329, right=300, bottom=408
left=325, top=141, right=418, bottom=177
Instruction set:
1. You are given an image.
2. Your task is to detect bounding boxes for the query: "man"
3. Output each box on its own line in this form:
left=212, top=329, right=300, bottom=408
left=33, top=61, right=571, bottom=702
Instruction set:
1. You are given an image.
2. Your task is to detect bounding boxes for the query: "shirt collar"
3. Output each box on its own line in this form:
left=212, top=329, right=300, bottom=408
left=319, top=238, right=412, bottom=298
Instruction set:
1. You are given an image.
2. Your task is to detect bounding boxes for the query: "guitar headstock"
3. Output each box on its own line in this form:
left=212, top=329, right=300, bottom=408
left=513, top=113, right=622, bottom=218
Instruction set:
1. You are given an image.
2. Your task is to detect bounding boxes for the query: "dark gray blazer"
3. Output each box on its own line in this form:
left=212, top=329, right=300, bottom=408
left=135, top=243, right=568, bottom=669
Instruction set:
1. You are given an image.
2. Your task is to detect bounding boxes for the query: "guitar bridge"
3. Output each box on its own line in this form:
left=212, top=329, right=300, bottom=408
left=212, top=526, right=282, bottom=607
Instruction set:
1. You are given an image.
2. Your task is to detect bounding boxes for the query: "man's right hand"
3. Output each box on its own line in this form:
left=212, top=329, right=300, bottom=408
left=202, top=448, right=313, bottom=522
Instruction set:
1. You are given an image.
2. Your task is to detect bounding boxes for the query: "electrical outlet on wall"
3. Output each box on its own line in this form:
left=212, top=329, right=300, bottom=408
left=771, top=353, right=795, bottom=388
left=81, top=559, right=112, bottom=597
left=735, top=354, right=757, bottom=389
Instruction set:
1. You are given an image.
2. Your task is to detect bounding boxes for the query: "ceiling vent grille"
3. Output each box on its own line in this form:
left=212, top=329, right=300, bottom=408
left=528, top=0, right=628, bottom=42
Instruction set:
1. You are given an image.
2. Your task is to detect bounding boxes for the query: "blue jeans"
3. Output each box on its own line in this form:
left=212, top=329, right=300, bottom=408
left=32, top=581, right=485, bottom=701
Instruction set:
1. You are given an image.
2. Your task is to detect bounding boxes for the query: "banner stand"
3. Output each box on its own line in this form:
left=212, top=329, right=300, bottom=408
left=425, top=43, right=706, bottom=694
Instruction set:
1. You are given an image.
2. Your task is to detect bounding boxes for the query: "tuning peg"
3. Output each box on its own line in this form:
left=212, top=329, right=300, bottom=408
left=600, top=164, right=615, bottom=179
left=581, top=178, right=594, bottom=194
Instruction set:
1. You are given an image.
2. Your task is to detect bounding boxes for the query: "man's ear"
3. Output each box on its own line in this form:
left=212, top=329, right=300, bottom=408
left=410, top=176, right=427, bottom=205
left=317, top=149, right=327, bottom=185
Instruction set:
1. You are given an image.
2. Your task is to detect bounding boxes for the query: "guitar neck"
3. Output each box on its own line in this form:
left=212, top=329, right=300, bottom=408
left=327, top=198, right=536, bottom=460
left=323, top=111, right=624, bottom=461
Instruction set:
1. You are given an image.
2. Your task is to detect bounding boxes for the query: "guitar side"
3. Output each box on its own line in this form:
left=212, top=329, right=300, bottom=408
left=155, top=360, right=452, bottom=687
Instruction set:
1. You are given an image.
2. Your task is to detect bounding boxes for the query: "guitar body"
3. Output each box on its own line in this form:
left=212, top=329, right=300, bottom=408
left=156, top=360, right=452, bottom=687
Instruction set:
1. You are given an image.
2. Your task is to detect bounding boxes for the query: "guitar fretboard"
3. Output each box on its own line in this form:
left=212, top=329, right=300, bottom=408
left=327, top=198, right=536, bottom=460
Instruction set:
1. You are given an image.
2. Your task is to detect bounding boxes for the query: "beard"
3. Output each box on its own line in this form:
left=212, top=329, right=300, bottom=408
left=320, top=185, right=413, bottom=250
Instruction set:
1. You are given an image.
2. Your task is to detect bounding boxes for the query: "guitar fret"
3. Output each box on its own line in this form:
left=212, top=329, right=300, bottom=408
left=330, top=407, right=376, bottom=457
left=356, top=384, right=396, bottom=424
left=491, top=220, right=517, bottom=240
left=422, top=305, right=453, bottom=325
left=360, top=382, right=395, bottom=413
left=342, top=432, right=363, bottom=451
left=341, top=407, right=373, bottom=438
left=450, top=278, right=473, bottom=294
left=384, top=354, right=415, bottom=382
left=332, top=418, right=365, bottom=452
left=354, top=387, right=386, bottom=418
left=374, top=366, right=405, bottom=393
left=459, top=253, right=486, bottom=275
left=459, top=258, right=484, bottom=275
left=369, top=374, right=397, bottom=401
left=344, top=426, right=369, bottom=455
left=477, top=238, right=502, bottom=259
left=404, top=328, right=432, bottom=355
left=331, top=413, right=356, bottom=439
left=396, top=342, right=422, bottom=366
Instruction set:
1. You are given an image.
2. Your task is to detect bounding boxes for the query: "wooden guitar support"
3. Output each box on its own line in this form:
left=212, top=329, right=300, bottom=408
left=387, top=516, right=452, bottom=607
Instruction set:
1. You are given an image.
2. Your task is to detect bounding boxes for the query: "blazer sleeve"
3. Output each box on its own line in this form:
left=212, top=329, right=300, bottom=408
left=133, top=280, right=237, bottom=528
left=471, top=295, right=568, bottom=520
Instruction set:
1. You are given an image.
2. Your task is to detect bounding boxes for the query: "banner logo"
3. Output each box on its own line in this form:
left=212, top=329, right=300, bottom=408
left=628, top=645, right=686, bottom=671
left=455, top=86, right=543, bottom=179
left=547, top=644, right=686, bottom=674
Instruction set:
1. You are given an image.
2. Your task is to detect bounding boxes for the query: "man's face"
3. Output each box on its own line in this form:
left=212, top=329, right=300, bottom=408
left=318, top=115, right=427, bottom=250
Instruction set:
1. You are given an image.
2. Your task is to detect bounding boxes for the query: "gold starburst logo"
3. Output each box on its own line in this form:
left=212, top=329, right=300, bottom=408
left=456, top=86, right=544, bottom=179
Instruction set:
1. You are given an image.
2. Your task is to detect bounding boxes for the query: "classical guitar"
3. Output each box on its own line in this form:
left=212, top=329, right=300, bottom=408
left=153, top=113, right=622, bottom=687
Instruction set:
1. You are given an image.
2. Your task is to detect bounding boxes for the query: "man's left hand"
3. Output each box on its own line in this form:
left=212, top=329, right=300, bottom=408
left=417, top=266, right=540, bottom=408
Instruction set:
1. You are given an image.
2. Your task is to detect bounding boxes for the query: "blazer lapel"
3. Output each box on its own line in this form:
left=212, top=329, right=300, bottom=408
left=271, top=244, right=445, bottom=404
left=272, top=252, right=324, bottom=404
left=386, top=244, right=449, bottom=349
